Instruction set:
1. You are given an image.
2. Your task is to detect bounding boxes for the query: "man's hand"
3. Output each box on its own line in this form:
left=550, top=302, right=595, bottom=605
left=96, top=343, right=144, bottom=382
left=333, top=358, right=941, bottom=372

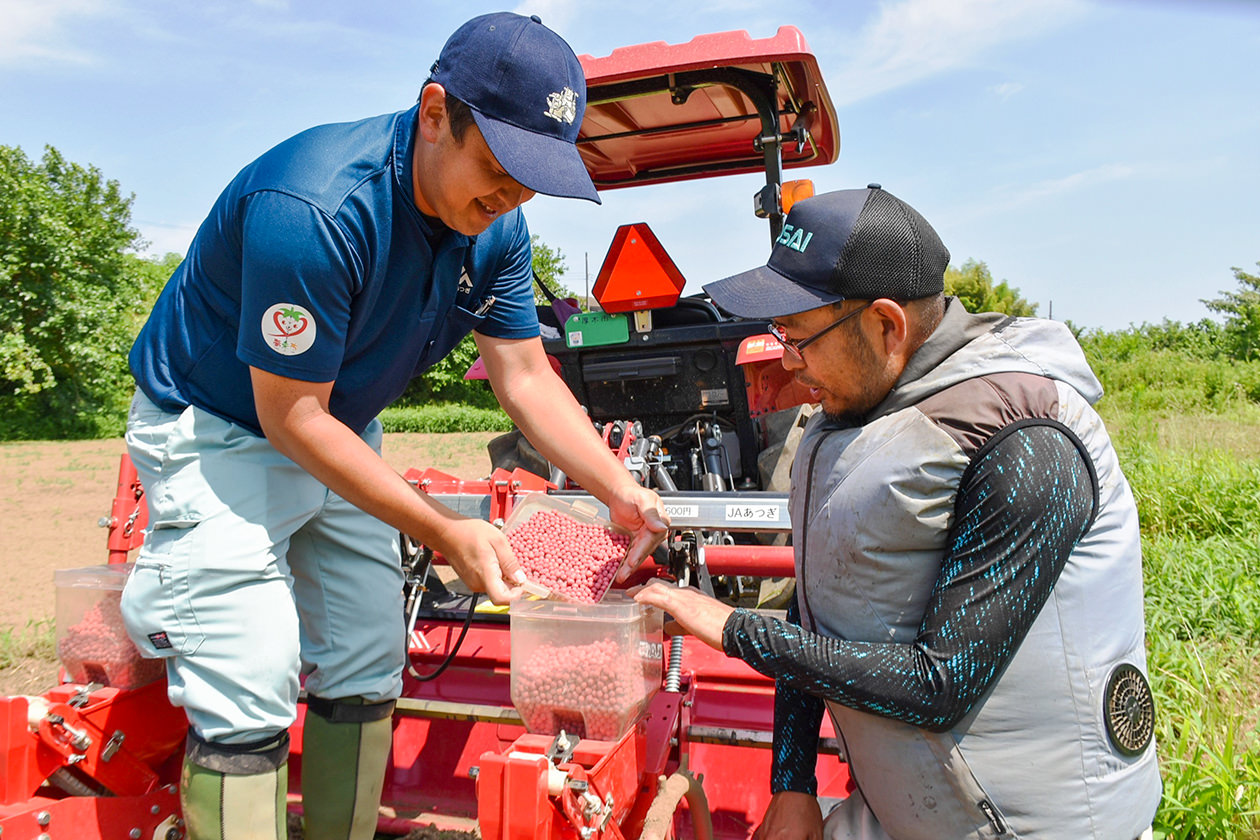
left=427, top=516, right=525, bottom=606
left=631, top=580, right=734, bottom=651
left=753, top=792, right=823, bottom=840
left=607, top=483, right=670, bottom=577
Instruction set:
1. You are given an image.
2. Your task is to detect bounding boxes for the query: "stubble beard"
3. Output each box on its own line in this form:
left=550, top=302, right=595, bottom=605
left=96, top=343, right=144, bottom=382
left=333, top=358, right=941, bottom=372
left=820, top=328, right=886, bottom=426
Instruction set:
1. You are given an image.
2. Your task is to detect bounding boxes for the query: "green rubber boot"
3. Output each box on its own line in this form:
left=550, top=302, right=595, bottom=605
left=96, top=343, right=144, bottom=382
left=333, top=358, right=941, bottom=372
left=181, top=756, right=288, bottom=840
left=299, top=697, right=394, bottom=840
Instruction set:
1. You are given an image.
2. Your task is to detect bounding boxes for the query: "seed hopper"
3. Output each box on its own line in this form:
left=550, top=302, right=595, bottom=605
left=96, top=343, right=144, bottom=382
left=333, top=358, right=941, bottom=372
left=0, top=26, right=856, bottom=839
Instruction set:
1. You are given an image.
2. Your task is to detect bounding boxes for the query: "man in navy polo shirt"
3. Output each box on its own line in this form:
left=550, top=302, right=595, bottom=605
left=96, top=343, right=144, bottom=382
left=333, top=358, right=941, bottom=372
left=122, top=13, right=668, bottom=840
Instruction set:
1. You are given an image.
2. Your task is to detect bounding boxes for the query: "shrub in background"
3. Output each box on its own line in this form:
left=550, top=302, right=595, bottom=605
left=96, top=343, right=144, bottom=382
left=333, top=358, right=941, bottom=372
left=380, top=403, right=512, bottom=434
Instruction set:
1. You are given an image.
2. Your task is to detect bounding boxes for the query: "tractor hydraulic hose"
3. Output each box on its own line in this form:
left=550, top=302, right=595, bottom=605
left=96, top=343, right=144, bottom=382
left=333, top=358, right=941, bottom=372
left=639, top=769, right=714, bottom=840
left=406, top=592, right=480, bottom=682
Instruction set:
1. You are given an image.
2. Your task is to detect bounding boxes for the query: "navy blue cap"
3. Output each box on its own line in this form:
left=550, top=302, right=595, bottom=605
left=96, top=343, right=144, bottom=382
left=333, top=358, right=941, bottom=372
left=704, top=186, right=949, bottom=318
left=431, top=13, right=599, bottom=204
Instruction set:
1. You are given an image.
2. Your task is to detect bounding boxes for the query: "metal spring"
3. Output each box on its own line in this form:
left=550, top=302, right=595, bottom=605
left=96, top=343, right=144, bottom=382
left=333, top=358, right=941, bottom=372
left=664, top=635, right=684, bottom=693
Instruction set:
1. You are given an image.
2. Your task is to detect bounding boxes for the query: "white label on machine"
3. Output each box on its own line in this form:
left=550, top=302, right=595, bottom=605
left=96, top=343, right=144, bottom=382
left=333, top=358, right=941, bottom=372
left=568, top=330, right=585, bottom=346
left=664, top=504, right=699, bottom=520
left=699, top=388, right=729, bottom=406
left=725, top=503, right=782, bottom=523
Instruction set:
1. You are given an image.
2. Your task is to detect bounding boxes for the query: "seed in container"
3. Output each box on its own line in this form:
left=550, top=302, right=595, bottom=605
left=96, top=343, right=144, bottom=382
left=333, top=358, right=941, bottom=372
left=57, top=595, right=165, bottom=688
left=506, top=509, right=630, bottom=603
left=513, top=638, right=643, bottom=740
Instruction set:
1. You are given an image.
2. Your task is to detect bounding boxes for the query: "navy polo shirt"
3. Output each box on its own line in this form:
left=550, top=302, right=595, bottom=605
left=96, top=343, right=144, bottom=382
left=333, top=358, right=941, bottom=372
left=130, top=106, right=539, bottom=435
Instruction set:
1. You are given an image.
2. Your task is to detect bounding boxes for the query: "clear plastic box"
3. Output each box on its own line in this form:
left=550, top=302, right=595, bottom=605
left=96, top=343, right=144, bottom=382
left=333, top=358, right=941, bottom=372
left=54, top=563, right=164, bottom=690
left=510, top=593, right=663, bottom=741
left=502, top=493, right=633, bottom=603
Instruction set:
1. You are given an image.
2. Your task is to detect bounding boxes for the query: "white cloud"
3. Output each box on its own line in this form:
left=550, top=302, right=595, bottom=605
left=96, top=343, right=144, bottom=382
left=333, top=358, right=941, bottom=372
left=1021, top=162, right=1136, bottom=201
left=945, top=162, right=1139, bottom=230
left=990, top=81, right=1024, bottom=100
left=829, top=0, right=1088, bottom=105
left=0, top=0, right=110, bottom=64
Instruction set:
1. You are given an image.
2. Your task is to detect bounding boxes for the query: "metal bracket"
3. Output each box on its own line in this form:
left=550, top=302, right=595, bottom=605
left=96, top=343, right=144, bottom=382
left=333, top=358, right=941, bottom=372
left=45, top=714, right=92, bottom=751
left=753, top=183, right=781, bottom=219
left=67, top=684, right=102, bottom=708
left=545, top=730, right=579, bottom=765
left=101, top=730, right=125, bottom=761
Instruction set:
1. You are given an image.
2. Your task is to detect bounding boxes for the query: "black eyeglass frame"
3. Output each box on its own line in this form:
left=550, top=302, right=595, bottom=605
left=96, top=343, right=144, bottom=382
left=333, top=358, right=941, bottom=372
left=768, top=301, right=872, bottom=360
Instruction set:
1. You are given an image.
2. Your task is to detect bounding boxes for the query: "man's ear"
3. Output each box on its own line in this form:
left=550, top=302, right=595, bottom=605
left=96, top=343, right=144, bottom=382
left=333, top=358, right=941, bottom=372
left=868, top=298, right=910, bottom=358
left=417, top=84, right=447, bottom=144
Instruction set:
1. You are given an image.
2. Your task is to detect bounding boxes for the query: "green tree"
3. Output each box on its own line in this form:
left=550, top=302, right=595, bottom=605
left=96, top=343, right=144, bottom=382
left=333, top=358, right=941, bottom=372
left=530, top=235, right=574, bottom=303
left=944, top=259, right=1038, bottom=317
left=396, top=234, right=572, bottom=408
left=0, top=144, right=158, bottom=439
left=1202, top=262, right=1260, bottom=362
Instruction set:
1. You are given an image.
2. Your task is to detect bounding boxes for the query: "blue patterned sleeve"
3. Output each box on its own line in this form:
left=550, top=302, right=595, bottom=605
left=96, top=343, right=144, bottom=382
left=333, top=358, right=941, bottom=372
left=721, top=422, right=1097, bottom=732
left=770, top=596, right=824, bottom=794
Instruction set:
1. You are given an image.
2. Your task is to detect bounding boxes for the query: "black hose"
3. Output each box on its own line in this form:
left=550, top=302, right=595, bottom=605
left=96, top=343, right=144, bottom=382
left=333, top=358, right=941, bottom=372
left=406, top=592, right=481, bottom=683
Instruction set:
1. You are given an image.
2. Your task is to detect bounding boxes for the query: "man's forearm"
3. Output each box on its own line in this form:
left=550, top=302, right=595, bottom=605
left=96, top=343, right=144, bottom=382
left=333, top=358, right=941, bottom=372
left=770, top=600, right=823, bottom=795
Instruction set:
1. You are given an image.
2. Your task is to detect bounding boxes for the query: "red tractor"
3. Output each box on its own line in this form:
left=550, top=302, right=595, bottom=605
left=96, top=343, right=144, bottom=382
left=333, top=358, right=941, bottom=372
left=1, top=26, right=851, bottom=840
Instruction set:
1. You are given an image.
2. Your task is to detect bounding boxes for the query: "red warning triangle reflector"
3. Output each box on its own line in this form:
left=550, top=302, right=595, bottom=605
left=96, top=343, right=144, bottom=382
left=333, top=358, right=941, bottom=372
left=591, top=223, right=686, bottom=313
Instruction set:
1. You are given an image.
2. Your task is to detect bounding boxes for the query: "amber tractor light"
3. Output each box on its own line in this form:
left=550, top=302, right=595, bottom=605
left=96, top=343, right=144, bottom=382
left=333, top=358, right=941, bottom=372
left=780, top=179, right=815, bottom=216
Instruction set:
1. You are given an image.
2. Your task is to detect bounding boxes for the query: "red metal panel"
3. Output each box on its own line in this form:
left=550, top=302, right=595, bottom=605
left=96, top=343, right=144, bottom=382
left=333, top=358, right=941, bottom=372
left=581, top=28, right=815, bottom=82
left=477, top=750, right=556, bottom=840
left=576, top=27, right=839, bottom=190
left=0, top=786, right=180, bottom=839
left=105, top=454, right=147, bottom=564
left=0, top=696, right=49, bottom=806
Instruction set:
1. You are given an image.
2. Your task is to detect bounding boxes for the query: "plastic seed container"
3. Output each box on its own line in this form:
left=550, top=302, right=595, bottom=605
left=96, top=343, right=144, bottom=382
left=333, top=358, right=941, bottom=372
left=510, top=593, right=663, bottom=741
left=503, top=493, right=633, bottom=604
left=54, top=563, right=164, bottom=690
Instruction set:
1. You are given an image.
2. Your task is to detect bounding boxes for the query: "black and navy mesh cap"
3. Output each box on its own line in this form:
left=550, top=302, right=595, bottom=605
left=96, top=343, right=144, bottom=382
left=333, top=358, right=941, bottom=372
left=704, top=186, right=949, bottom=318
left=431, top=13, right=599, bottom=203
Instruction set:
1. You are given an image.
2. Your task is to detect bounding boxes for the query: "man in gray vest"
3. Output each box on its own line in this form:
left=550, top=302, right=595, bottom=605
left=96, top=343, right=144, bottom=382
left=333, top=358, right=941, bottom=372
left=635, top=186, right=1160, bottom=839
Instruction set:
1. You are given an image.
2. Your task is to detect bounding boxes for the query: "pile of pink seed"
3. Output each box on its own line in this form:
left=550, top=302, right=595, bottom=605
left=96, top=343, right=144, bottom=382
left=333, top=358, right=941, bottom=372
left=507, top=509, right=631, bottom=603
left=57, top=595, right=165, bottom=689
left=513, top=638, right=644, bottom=740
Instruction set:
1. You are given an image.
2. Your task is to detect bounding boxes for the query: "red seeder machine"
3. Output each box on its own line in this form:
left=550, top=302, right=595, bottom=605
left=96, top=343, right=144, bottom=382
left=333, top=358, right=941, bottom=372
left=1, top=27, right=856, bottom=840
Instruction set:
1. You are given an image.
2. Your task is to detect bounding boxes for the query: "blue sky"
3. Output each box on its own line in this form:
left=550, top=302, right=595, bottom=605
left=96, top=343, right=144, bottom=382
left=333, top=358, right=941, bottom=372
left=3, top=0, right=1257, bottom=330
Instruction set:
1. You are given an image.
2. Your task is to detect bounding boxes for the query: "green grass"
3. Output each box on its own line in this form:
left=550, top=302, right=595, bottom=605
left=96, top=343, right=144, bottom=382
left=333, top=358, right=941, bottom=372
left=1145, top=619, right=1260, bottom=837
left=1104, top=403, right=1260, bottom=839
left=0, top=619, right=56, bottom=670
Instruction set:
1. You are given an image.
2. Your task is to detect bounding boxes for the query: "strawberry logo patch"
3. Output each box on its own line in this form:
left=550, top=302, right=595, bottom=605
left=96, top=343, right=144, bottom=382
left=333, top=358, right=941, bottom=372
left=262, top=303, right=316, bottom=356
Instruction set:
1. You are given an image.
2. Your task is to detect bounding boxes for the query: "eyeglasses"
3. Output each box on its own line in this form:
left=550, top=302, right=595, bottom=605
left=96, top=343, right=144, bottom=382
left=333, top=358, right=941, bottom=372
left=768, top=302, right=871, bottom=361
